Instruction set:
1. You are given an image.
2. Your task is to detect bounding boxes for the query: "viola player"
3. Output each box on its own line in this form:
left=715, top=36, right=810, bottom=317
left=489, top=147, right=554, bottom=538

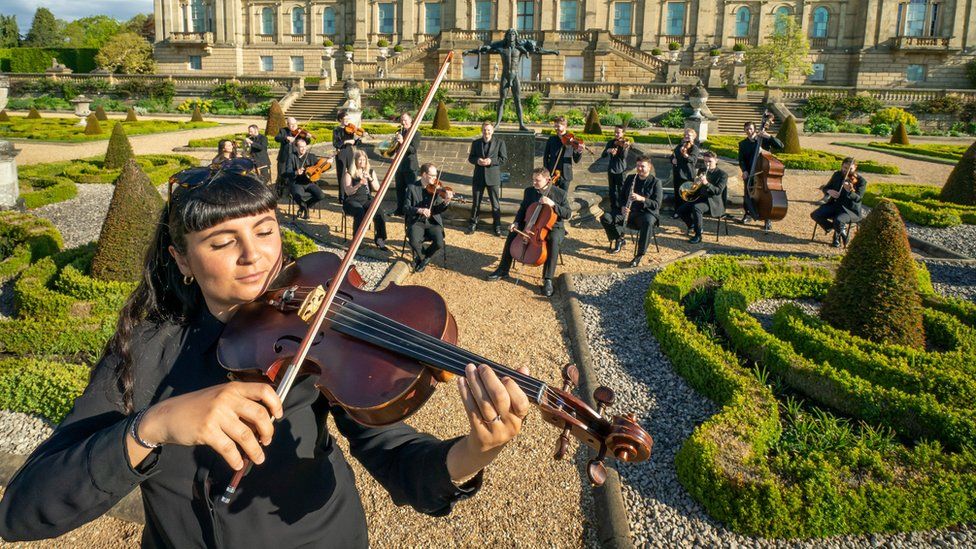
left=600, top=125, right=630, bottom=215
left=811, top=157, right=867, bottom=247
left=542, top=116, right=582, bottom=192
left=332, top=110, right=362, bottom=199
left=405, top=163, right=454, bottom=272
left=274, top=117, right=302, bottom=187
left=284, top=137, right=326, bottom=220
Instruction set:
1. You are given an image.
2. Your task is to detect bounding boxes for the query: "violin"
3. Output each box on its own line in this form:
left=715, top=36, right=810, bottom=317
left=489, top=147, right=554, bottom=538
left=344, top=123, right=369, bottom=138
left=558, top=132, right=590, bottom=154
left=509, top=170, right=560, bottom=267
left=423, top=177, right=468, bottom=205
left=290, top=127, right=314, bottom=143
left=612, top=136, right=632, bottom=150
left=304, top=157, right=333, bottom=182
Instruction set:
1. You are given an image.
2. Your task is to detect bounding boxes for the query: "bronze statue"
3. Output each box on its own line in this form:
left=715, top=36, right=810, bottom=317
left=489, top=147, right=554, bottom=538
left=466, top=29, right=558, bottom=132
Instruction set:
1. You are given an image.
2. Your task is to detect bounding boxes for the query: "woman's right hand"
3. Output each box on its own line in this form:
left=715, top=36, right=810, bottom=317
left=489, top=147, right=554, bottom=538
left=139, top=382, right=283, bottom=470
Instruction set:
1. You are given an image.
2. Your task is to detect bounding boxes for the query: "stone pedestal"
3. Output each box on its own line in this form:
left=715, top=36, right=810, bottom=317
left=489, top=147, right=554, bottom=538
left=707, top=66, right=723, bottom=89
left=665, top=61, right=681, bottom=83
left=0, top=141, right=20, bottom=209
left=496, top=130, right=535, bottom=189
left=321, top=56, right=337, bottom=88
left=340, top=78, right=363, bottom=125
left=685, top=114, right=710, bottom=142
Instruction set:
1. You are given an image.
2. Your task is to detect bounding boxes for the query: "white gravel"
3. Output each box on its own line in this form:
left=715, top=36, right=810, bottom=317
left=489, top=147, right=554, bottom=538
left=906, top=222, right=976, bottom=259
left=31, top=184, right=114, bottom=249
left=0, top=411, right=54, bottom=456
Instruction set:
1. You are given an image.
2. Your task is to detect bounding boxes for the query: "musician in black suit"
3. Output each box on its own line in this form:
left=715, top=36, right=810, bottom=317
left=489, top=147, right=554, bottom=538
left=467, top=121, right=508, bottom=236
left=392, top=112, right=421, bottom=217
left=598, top=155, right=663, bottom=268
left=405, top=163, right=455, bottom=273
left=738, top=120, right=784, bottom=232
left=669, top=127, right=702, bottom=216
left=488, top=168, right=573, bottom=298
left=332, top=110, right=362, bottom=199
left=600, top=125, right=630, bottom=214
left=243, top=124, right=271, bottom=183
left=274, top=117, right=302, bottom=188
left=283, top=137, right=326, bottom=219
left=543, top=116, right=583, bottom=192
left=676, top=151, right=728, bottom=243
left=811, top=157, right=867, bottom=247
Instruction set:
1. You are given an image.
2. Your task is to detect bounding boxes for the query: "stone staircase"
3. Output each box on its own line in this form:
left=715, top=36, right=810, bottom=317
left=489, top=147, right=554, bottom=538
left=707, top=90, right=779, bottom=135
left=606, top=35, right=667, bottom=81
left=286, top=85, right=346, bottom=120
left=386, top=35, right=440, bottom=76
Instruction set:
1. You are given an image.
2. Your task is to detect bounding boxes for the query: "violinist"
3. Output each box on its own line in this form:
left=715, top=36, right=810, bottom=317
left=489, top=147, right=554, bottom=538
left=543, top=116, right=583, bottom=192
left=284, top=137, right=326, bottom=219
left=669, top=127, right=702, bottom=217
left=392, top=112, right=421, bottom=217
left=342, top=150, right=388, bottom=251
left=598, top=155, right=663, bottom=268
left=737, top=120, right=783, bottom=231
left=274, top=117, right=303, bottom=188
left=243, top=124, right=272, bottom=183
left=332, top=110, right=362, bottom=199
left=406, top=163, right=455, bottom=272
left=676, top=151, right=728, bottom=244
left=0, top=165, right=530, bottom=546
left=488, top=167, right=572, bottom=297
left=467, top=121, right=508, bottom=236
left=810, top=157, right=867, bottom=247
left=211, top=139, right=239, bottom=168
left=600, top=125, right=630, bottom=214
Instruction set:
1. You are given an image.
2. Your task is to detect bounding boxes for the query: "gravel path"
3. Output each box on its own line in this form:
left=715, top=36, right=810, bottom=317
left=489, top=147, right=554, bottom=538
left=747, top=298, right=821, bottom=331
left=31, top=184, right=114, bottom=249
left=907, top=222, right=976, bottom=259
left=574, top=263, right=976, bottom=548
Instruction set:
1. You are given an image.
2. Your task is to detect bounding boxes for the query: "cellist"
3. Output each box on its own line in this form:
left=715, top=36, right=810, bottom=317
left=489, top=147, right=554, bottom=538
left=487, top=167, right=572, bottom=297
left=737, top=120, right=783, bottom=232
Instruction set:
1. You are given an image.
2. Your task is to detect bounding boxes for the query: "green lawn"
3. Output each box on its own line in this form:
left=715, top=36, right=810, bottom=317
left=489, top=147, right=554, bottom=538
left=0, top=116, right=220, bottom=142
left=865, top=142, right=968, bottom=163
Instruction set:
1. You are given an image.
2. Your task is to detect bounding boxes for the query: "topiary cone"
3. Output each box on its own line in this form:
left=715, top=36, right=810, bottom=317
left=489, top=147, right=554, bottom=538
left=265, top=99, right=286, bottom=136
left=26, top=107, right=41, bottom=119
left=103, top=122, right=135, bottom=170
left=939, top=140, right=976, bottom=206
left=776, top=115, right=801, bottom=154
left=432, top=101, right=450, bottom=130
left=820, top=200, right=925, bottom=349
left=94, top=105, right=109, bottom=122
left=125, top=107, right=138, bottom=122
left=584, top=106, right=602, bottom=135
left=84, top=113, right=103, bottom=135
left=91, top=160, right=165, bottom=282
left=890, top=121, right=910, bottom=145
left=191, top=105, right=204, bottom=122
left=0, top=110, right=9, bottom=122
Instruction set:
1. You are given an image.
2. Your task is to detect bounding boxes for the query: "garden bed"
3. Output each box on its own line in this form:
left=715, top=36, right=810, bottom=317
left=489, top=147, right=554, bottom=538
left=863, top=184, right=976, bottom=227
left=0, top=116, right=219, bottom=142
left=704, top=136, right=901, bottom=174
left=833, top=141, right=966, bottom=165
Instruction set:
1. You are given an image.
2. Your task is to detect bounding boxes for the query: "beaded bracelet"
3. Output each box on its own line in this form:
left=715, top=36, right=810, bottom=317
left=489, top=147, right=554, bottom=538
left=129, top=408, right=161, bottom=450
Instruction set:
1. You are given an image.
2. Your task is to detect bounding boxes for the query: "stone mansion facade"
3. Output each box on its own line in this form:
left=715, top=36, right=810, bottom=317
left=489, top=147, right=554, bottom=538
left=152, top=0, right=976, bottom=88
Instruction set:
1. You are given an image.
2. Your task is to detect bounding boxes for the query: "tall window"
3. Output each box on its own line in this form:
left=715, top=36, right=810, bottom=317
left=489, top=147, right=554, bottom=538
left=564, top=56, right=583, bottom=81
left=463, top=53, right=481, bottom=79
left=812, top=7, right=829, bottom=38
left=190, top=0, right=207, bottom=32
left=519, top=56, right=532, bottom=80
left=261, top=7, right=274, bottom=34
left=475, top=1, right=492, bottom=30
left=292, top=7, right=305, bottom=35
left=613, top=2, right=633, bottom=35
left=903, top=0, right=927, bottom=36
left=560, top=1, right=579, bottom=30
left=517, top=1, right=534, bottom=31
left=773, top=7, right=791, bottom=34
left=425, top=3, right=441, bottom=34
left=378, top=3, right=395, bottom=34
left=291, top=56, right=305, bottom=72
left=906, top=64, right=925, bottom=82
left=323, top=8, right=336, bottom=35
left=734, top=7, right=751, bottom=37
left=260, top=56, right=273, bottom=71
left=666, top=3, right=685, bottom=36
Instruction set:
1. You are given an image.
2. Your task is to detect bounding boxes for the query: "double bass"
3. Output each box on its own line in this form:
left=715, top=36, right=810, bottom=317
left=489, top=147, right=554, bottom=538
left=746, top=111, right=788, bottom=221
left=509, top=170, right=561, bottom=267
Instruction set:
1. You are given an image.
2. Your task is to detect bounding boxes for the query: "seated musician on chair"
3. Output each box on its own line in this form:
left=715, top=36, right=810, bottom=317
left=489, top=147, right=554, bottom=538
left=598, top=155, right=663, bottom=268
left=811, top=157, right=866, bottom=247
left=676, top=151, right=728, bottom=244
left=243, top=124, right=272, bottom=184
left=342, top=150, right=388, bottom=251
left=211, top=139, right=238, bottom=167
left=406, top=163, right=454, bottom=273
left=284, top=137, right=326, bottom=220
left=488, top=168, right=572, bottom=298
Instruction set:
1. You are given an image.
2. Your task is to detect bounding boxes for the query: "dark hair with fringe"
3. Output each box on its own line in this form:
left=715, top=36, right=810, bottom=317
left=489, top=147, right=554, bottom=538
left=106, top=172, right=277, bottom=414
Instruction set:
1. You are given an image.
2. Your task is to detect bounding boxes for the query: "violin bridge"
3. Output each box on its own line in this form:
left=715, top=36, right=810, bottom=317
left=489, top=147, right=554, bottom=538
left=297, top=285, right=327, bottom=323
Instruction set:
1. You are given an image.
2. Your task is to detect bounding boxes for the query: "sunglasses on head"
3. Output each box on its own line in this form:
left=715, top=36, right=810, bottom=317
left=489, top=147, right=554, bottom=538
left=167, top=157, right=258, bottom=202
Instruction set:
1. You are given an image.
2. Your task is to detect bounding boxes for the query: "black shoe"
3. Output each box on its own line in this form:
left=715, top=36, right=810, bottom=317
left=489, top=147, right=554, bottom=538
left=831, top=234, right=842, bottom=247
left=487, top=269, right=508, bottom=281
left=740, top=214, right=753, bottom=224
left=494, top=225, right=504, bottom=237
left=466, top=223, right=476, bottom=235
left=297, top=205, right=309, bottom=219
left=838, top=229, right=849, bottom=247
left=415, top=256, right=432, bottom=273
left=609, top=239, right=624, bottom=255
left=763, top=220, right=772, bottom=232
left=689, top=234, right=702, bottom=244
left=542, top=279, right=554, bottom=297
left=628, top=255, right=643, bottom=268
left=375, top=238, right=388, bottom=251
left=686, top=227, right=693, bottom=236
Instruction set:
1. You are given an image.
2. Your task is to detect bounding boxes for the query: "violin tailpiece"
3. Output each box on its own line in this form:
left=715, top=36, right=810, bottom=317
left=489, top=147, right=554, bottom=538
left=297, top=285, right=327, bottom=323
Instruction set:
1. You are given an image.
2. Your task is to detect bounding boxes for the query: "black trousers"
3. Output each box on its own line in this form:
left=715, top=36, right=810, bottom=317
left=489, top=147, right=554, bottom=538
left=672, top=176, right=691, bottom=210
left=599, top=210, right=656, bottom=256
left=407, top=222, right=445, bottom=263
left=256, top=165, right=271, bottom=184
left=497, top=226, right=565, bottom=280
left=470, top=183, right=501, bottom=227
left=290, top=181, right=325, bottom=208
left=395, top=166, right=417, bottom=215
left=811, top=203, right=857, bottom=233
left=607, top=172, right=624, bottom=213
left=334, top=148, right=355, bottom=200
left=343, top=199, right=387, bottom=240
left=677, top=200, right=711, bottom=236
left=742, top=172, right=760, bottom=219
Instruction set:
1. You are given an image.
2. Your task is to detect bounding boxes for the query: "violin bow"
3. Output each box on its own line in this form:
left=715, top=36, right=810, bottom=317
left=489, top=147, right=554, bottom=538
left=219, top=51, right=456, bottom=505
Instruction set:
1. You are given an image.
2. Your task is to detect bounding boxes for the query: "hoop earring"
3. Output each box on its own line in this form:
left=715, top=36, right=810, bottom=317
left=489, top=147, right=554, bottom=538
left=183, top=275, right=194, bottom=286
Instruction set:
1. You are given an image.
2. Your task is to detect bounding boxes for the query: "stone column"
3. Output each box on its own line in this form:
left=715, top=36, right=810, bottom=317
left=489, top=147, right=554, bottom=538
left=155, top=0, right=166, bottom=39
left=401, top=0, right=416, bottom=44
left=755, top=4, right=765, bottom=45
left=354, top=0, right=369, bottom=47
left=837, top=1, right=848, bottom=49
left=861, top=0, right=880, bottom=48
left=0, top=76, right=18, bottom=210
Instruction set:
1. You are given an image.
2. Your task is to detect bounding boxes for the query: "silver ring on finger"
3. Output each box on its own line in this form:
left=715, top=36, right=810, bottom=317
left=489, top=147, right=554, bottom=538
left=481, top=414, right=502, bottom=425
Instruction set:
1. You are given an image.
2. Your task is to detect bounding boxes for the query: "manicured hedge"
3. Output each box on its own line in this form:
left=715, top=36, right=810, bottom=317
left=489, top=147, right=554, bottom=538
left=281, top=227, right=319, bottom=258
left=0, top=117, right=218, bottom=142
left=0, top=48, right=98, bottom=73
left=867, top=142, right=967, bottom=162
left=0, top=212, right=63, bottom=281
left=863, top=184, right=976, bottom=227
left=0, top=358, right=90, bottom=424
left=703, top=136, right=901, bottom=174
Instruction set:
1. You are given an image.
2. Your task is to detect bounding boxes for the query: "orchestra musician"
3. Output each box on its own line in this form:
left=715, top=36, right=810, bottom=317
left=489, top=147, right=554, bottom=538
left=669, top=127, right=701, bottom=217
left=467, top=121, right=508, bottom=236
left=543, top=116, right=583, bottom=192
left=600, top=125, right=630, bottom=214
left=211, top=139, right=238, bottom=167
left=342, top=150, right=388, bottom=251
left=676, top=151, right=728, bottom=243
left=738, top=121, right=784, bottom=232
left=392, top=113, right=421, bottom=217
left=405, top=163, right=455, bottom=273
left=332, top=111, right=362, bottom=199
left=811, top=157, right=867, bottom=247
left=243, top=124, right=272, bottom=183
left=487, top=167, right=573, bottom=298
left=274, top=117, right=303, bottom=188
left=598, top=155, right=663, bottom=268
left=284, top=137, right=326, bottom=219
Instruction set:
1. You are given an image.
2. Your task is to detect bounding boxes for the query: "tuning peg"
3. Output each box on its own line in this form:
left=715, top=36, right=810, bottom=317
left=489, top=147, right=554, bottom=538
left=560, top=363, right=579, bottom=392
left=587, top=444, right=609, bottom=486
left=593, top=386, right=615, bottom=417
left=553, top=425, right=572, bottom=460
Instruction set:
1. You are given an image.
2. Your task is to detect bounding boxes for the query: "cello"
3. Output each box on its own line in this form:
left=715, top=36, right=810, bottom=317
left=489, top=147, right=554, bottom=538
left=745, top=111, right=788, bottom=222
left=509, top=170, right=561, bottom=267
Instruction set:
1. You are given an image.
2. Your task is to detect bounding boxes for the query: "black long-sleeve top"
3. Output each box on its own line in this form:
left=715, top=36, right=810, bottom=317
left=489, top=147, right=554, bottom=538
left=670, top=141, right=702, bottom=183
left=468, top=137, right=508, bottom=188
left=273, top=128, right=297, bottom=169
left=0, top=310, right=481, bottom=547
left=405, top=181, right=451, bottom=227
left=397, top=128, right=421, bottom=174
left=332, top=127, right=362, bottom=154
left=823, top=170, right=868, bottom=217
left=514, top=185, right=573, bottom=231
left=600, top=139, right=628, bottom=175
left=737, top=135, right=784, bottom=174
left=543, top=135, right=583, bottom=182
left=284, top=150, right=321, bottom=183
left=691, top=169, right=729, bottom=217
left=617, top=174, right=664, bottom=217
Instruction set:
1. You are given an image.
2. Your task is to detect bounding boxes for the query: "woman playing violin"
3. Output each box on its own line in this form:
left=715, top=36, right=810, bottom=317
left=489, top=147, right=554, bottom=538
left=342, top=149, right=388, bottom=251
left=810, top=157, right=867, bottom=247
left=0, top=163, right=531, bottom=547
left=332, top=110, right=362, bottom=199
left=211, top=139, right=239, bottom=167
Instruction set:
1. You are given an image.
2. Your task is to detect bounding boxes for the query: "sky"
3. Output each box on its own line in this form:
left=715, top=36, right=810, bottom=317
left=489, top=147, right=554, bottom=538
left=0, top=0, right=152, bottom=29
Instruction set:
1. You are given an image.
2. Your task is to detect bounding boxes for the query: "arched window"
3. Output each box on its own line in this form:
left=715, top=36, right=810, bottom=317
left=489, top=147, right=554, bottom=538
left=734, top=7, right=751, bottom=37
left=261, top=7, right=274, bottom=35
left=773, top=6, right=792, bottom=34
left=322, top=7, right=336, bottom=35
left=812, top=7, right=829, bottom=38
left=292, top=7, right=305, bottom=35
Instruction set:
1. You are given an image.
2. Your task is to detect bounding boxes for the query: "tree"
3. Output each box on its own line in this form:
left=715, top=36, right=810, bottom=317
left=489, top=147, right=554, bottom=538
left=190, top=105, right=204, bottom=122
left=776, top=115, right=801, bottom=154
left=94, top=105, right=109, bottom=122
left=0, top=15, right=19, bottom=48
left=23, top=8, right=64, bottom=48
left=104, top=123, right=135, bottom=170
left=0, top=110, right=8, bottom=122
left=432, top=101, right=450, bottom=130
left=95, top=32, right=155, bottom=74
left=939, top=140, right=976, bottom=206
left=63, top=15, right=122, bottom=48
left=26, top=107, right=41, bottom=119
left=124, top=14, right=155, bottom=42
left=125, top=107, right=139, bottom=122
left=265, top=100, right=286, bottom=136
left=890, top=121, right=910, bottom=145
left=84, top=113, right=103, bottom=135
left=744, top=15, right=813, bottom=85
left=584, top=106, right=602, bottom=134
